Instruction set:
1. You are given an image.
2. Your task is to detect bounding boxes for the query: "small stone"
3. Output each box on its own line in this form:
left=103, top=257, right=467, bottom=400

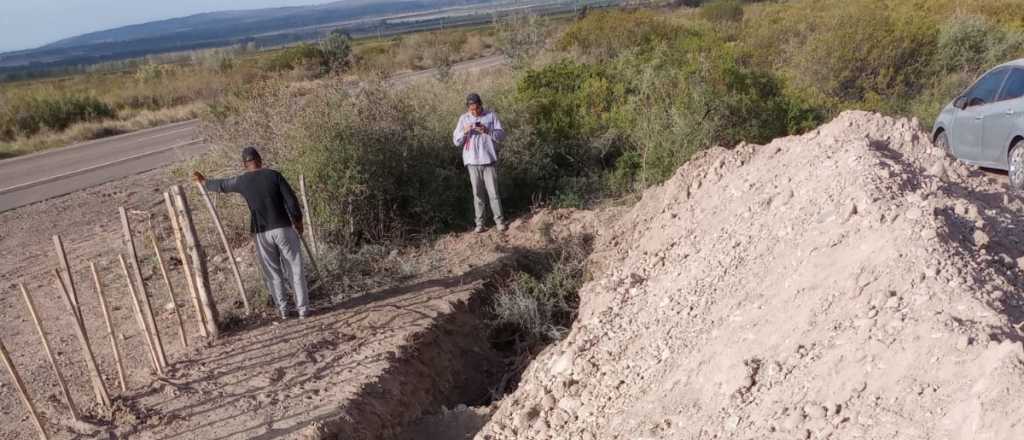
left=1016, top=256, right=1024, bottom=272
left=805, top=405, right=827, bottom=420
left=782, top=409, right=805, bottom=431
left=842, top=202, right=858, bottom=222
left=884, top=296, right=900, bottom=309
left=541, top=394, right=556, bottom=409
left=725, top=415, right=740, bottom=431
left=926, top=161, right=946, bottom=178
left=866, top=308, right=878, bottom=319
left=973, top=230, right=990, bottom=248
left=905, top=208, right=922, bottom=220
left=956, top=335, right=971, bottom=350
left=549, top=409, right=569, bottom=427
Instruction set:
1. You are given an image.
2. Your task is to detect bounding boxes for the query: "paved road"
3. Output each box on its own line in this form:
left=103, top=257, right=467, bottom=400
left=0, top=55, right=506, bottom=212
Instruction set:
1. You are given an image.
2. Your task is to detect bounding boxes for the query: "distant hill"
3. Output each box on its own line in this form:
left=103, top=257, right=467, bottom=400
left=0, top=0, right=499, bottom=76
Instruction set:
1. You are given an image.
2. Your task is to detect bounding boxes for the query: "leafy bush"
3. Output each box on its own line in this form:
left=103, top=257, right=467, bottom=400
left=320, top=30, right=354, bottom=72
left=0, top=94, right=115, bottom=139
left=263, top=44, right=331, bottom=74
left=537, top=14, right=820, bottom=190
left=202, top=76, right=500, bottom=245
left=937, top=15, right=1024, bottom=75
left=558, top=11, right=683, bottom=61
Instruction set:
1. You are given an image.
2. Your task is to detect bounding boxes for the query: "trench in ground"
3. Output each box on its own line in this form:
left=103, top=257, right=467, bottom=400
left=311, top=238, right=592, bottom=440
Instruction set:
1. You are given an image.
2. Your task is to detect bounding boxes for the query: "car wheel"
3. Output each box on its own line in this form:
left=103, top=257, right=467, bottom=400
left=1010, top=142, right=1024, bottom=192
left=935, top=131, right=950, bottom=153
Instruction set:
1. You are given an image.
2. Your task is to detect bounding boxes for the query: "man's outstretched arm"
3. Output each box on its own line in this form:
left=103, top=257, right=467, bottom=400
left=193, top=171, right=241, bottom=193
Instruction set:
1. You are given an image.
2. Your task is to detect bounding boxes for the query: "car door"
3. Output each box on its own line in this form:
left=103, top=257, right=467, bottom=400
left=952, top=68, right=1009, bottom=162
left=980, top=68, right=1024, bottom=169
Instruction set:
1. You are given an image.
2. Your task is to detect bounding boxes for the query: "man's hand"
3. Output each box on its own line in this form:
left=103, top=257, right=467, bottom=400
left=192, top=171, right=206, bottom=185
left=294, top=220, right=304, bottom=236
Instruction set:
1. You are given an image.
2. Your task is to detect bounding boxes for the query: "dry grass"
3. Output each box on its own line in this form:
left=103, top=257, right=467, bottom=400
left=0, top=102, right=203, bottom=158
left=352, top=27, right=500, bottom=76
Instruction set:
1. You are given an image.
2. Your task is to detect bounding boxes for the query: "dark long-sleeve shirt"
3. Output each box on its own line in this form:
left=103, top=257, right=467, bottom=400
left=204, top=168, right=302, bottom=234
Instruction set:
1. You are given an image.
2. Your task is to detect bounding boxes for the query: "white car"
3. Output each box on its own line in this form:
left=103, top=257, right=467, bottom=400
left=932, top=59, right=1024, bottom=190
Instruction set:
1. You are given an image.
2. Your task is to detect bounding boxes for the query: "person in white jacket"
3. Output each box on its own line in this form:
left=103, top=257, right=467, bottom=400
left=453, top=92, right=507, bottom=232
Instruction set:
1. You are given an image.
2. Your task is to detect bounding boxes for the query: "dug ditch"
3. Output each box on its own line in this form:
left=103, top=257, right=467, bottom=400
left=312, top=240, right=591, bottom=440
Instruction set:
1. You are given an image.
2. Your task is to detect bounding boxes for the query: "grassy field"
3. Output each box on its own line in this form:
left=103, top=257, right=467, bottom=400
left=0, top=21, right=515, bottom=159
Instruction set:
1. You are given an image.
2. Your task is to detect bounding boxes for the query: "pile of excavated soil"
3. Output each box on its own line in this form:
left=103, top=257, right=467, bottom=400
left=478, top=111, right=1024, bottom=440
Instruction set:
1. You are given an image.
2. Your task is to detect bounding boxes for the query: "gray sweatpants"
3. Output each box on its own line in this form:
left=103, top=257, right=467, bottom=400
left=468, top=164, right=504, bottom=227
left=254, top=227, right=309, bottom=316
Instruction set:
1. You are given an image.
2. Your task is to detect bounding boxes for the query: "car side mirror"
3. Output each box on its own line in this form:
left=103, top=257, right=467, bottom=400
left=954, top=96, right=968, bottom=110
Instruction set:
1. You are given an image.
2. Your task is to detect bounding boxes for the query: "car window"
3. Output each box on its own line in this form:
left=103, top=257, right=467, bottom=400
left=966, top=68, right=1009, bottom=107
left=998, top=69, right=1024, bottom=101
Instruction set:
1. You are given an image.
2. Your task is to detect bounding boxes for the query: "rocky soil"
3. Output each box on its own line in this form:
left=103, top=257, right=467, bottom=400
left=478, top=111, right=1024, bottom=440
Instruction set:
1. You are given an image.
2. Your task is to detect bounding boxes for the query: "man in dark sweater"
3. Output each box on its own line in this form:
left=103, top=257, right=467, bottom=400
left=192, top=147, right=310, bottom=319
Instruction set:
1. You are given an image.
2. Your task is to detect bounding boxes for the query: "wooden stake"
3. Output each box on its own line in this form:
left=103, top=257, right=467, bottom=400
left=299, top=234, right=320, bottom=276
left=171, top=185, right=220, bottom=338
left=151, top=235, right=188, bottom=349
left=299, top=174, right=318, bottom=256
left=195, top=182, right=251, bottom=314
left=52, top=270, right=111, bottom=409
left=164, top=191, right=208, bottom=339
left=19, top=284, right=80, bottom=421
left=117, top=255, right=163, bottom=375
left=0, top=335, right=49, bottom=440
left=119, top=207, right=168, bottom=368
left=90, top=263, right=127, bottom=392
left=52, top=235, right=80, bottom=312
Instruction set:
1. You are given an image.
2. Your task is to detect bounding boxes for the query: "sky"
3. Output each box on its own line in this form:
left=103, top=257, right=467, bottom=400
left=0, top=0, right=330, bottom=52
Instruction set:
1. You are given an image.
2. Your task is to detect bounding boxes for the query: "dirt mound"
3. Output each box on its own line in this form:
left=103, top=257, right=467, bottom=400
left=477, top=111, right=1024, bottom=440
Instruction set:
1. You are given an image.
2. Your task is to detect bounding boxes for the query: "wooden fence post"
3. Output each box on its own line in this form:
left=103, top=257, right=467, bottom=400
left=171, top=185, right=220, bottom=338
left=299, top=174, right=318, bottom=255
left=118, top=207, right=168, bottom=368
left=164, top=192, right=208, bottom=338
left=151, top=236, right=188, bottom=349
left=52, top=270, right=111, bottom=409
left=90, top=263, right=127, bottom=392
left=195, top=182, right=251, bottom=314
left=0, top=335, right=49, bottom=440
left=117, top=255, right=163, bottom=375
left=19, top=284, right=80, bottom=421
left=52, top=235, right=80, bottom=312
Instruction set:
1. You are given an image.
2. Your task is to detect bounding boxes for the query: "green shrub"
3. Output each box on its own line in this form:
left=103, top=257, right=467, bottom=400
left=937, top=15, right=1024, bottom=75
left=320, top=30, right=354, bottom=72
left=558, top=11, right=684, bottom=61
left=0, top=94, right=115, bottom=139
left=263, top=44, right=330, bottom=74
